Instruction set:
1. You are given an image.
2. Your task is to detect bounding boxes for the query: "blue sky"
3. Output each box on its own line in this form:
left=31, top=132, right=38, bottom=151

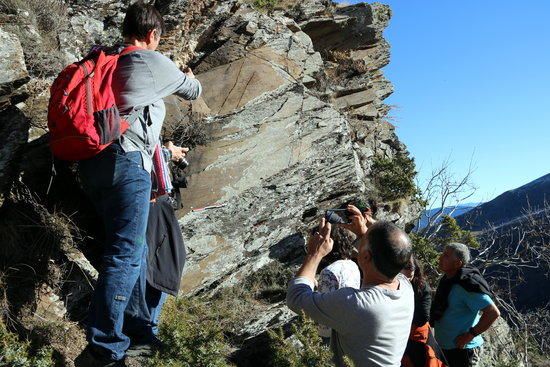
left=341, top=0, right=550, bottom=204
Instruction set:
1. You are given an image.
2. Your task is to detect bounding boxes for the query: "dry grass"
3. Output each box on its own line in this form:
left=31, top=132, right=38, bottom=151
left=242, top=0, right=308, bottom=13
left=169, top=117, right=210, bottom=148
left=326, top=49, right=369, bottom=77
left=0, top=183, right=90, bottom=364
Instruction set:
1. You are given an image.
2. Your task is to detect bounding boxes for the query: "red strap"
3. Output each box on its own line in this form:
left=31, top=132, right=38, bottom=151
left=120, top=45, right=144, bottom=55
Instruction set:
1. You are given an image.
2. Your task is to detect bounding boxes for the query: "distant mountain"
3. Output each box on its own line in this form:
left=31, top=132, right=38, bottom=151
left=456, top=173, right=550, bottom=231
left=416, top=203, right=480, bottom=230
left=453, top=173, right=550, bottom=311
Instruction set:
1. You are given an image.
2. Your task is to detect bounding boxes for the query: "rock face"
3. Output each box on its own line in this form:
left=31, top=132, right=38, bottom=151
left=169, top=0, right=420, bottom=346
left=480, top=318, right=525, bottom=367
left=168, top=1, right=419, bottom=304
left=180, top=84, right=366, bottom=293
left=0, top=28, right=29, bottom=108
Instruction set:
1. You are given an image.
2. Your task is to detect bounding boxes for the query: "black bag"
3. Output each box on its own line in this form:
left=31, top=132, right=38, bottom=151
left=146, top=195, right=186, bottom=296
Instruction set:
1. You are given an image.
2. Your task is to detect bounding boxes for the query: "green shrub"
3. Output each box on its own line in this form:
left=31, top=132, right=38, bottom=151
left=411, top=215, right=480, bottom=285
left=437, top=215, right=479, bottom=248
left=252, top=0, right=278, bottom=12
left=267, top=313, right=336, bottom=367
left=371, top=153, right=417, bottom=201
left=0, top=320, right=54, bottom=367
left=410, top=232, right=440, bottom=280
left=147, top=297, right=234, bottom=367
left=147, top=262, right=337, bottom=367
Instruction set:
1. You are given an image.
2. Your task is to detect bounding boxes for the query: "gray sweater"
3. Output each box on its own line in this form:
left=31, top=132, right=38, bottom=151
left=286, top=274, right=414, bottom=367
left=112, top=49, right=202, bottom=172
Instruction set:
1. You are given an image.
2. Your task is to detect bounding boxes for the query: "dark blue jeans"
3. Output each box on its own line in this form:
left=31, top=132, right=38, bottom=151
left=79, top=143, right=165, bottom=361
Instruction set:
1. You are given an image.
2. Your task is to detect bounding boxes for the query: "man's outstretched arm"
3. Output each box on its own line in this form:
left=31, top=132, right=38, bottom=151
left=148, top=52, right=202, bottom=100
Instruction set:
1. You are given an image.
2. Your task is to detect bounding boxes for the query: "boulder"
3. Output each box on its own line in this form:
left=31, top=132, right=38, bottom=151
left=0, top=106, right=29, bottom=200
left=0, top=28, right=29, bottom=108
left=34, top=284, right=67, bottom=321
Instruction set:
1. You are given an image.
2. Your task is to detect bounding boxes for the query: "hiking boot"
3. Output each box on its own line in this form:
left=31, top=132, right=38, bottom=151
left=74, top=346, right=126, bottom=367
left=126, top=335, right=163, bottom=357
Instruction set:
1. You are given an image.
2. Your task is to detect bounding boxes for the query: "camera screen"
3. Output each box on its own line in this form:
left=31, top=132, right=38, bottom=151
left=325, top=209, right=351, bottom=224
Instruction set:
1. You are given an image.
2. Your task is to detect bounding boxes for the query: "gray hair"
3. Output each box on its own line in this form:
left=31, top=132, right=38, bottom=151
left=446, top=242, right=470, bottom=265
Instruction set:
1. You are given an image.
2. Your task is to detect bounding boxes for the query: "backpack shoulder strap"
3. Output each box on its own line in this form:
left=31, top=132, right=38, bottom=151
left=120, top=45, right=144, bottom=56
left=125, top=106, right=145, bottom=125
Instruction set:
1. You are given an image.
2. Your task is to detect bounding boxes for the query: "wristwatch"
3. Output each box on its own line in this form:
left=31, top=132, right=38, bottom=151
left=468, top=327, right=478, bottom=337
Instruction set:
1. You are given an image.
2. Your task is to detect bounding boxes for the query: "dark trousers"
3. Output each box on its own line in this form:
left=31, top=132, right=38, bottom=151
left=442, top=347, right=482, bottom=367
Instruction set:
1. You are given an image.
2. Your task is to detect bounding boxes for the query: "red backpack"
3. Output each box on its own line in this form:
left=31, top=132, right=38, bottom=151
left=47, top=45, right=141, bottom=161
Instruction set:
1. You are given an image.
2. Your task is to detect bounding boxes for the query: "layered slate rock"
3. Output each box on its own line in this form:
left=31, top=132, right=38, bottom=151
left=194, top=7, right=323, bottom=114
left=0, top=28, right=29, bottom=108
left=170, top=1, right=420, bottom=341
left=0, top=106, right=29, bottom=200
left=294, top=2, right=393, bottom=121
left=180, top=84, right=365, bottom=293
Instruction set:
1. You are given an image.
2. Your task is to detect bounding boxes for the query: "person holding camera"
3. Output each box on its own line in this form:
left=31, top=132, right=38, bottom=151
left=286, top=206, right=414, bottom=367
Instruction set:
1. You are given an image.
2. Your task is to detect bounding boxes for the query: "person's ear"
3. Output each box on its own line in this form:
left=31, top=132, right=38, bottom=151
left=364, top=248, right=372, bottom=263
left=145, top=29, right=157, bottom=44
left=152, top=28, right=161, bottom=41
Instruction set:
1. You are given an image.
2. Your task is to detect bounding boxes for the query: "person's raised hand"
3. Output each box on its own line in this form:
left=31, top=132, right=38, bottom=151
left=307, top=218, right=333, bottom=259
left=363, top=207, right=377, bottom=229
left=340, top=205, right=369, bottom=237
left=164, top=141, right=189, bottom=162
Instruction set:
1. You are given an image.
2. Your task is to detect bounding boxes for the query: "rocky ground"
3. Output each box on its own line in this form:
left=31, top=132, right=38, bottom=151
left=0, top=0, right=523, bottom=366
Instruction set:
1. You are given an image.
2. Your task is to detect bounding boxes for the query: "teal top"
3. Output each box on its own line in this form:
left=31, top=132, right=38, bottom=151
left=434, top=284, right=494, bottom=349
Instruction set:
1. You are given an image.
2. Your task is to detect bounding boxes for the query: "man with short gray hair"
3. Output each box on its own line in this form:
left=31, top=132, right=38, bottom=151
left=447, top=242, right=471, bottom=264
left=431, top=243, right=500, bottom=367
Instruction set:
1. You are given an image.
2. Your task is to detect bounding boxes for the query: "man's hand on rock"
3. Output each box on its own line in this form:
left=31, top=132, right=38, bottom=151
left=307, top=218, right=333, bottom=259
left=164, top=141, right=189, bottom=162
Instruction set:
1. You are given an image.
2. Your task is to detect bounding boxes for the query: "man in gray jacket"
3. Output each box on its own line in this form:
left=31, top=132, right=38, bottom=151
left=287, top=207, right=414, bottom=367
left=76, top=3, right=201, bottom=366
